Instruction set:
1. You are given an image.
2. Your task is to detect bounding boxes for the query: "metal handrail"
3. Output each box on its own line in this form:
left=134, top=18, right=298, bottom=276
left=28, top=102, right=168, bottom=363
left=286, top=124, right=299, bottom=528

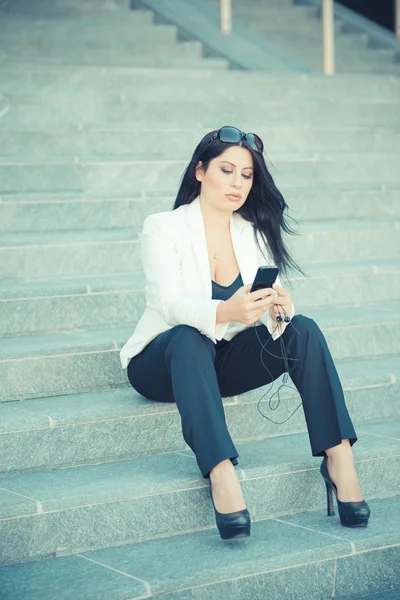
left=220, top=0, right=232, bottom=35
left=219, top=0, right=336, bottom=75
left=322, top=0, right=335, bottom=75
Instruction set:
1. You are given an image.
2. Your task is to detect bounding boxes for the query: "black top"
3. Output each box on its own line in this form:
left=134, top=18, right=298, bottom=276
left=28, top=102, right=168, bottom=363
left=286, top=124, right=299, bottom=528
left=211, top=273, right=243, bottom=348
left=211, top=273, right=243, bottom=301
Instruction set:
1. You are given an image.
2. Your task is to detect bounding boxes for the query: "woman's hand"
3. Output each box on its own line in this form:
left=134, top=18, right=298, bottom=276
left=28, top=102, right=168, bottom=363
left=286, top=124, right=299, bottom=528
left=217, top=284, right=277, bottom=325
left=269, top=282, right=293, bottom=322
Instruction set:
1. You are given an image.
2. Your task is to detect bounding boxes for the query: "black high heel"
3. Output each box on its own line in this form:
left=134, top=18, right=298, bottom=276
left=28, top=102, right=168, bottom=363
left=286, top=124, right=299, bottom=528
left=209, top=485, right=251, bottom=540
left=320, top=456, right=371, bottom=528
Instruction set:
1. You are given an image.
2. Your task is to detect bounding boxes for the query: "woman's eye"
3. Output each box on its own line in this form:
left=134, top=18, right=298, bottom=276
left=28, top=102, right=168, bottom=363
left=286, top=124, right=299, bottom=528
left=221, top=169, right=252, bottom=180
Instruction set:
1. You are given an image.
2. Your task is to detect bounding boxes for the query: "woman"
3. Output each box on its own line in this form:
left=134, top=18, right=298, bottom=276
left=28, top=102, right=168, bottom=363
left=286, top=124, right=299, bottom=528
left=120, top=126, right=370, bottom=540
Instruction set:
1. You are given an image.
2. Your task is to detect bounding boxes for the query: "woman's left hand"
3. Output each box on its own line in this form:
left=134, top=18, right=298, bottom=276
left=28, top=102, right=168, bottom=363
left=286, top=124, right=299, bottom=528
left=269, top=282, right=293, bottom=322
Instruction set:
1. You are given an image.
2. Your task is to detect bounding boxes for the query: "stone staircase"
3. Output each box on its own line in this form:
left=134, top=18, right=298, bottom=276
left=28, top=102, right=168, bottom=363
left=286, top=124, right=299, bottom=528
left=0, top=1, right=400, bottom=598
left=208, top=0, right=400, bottom=74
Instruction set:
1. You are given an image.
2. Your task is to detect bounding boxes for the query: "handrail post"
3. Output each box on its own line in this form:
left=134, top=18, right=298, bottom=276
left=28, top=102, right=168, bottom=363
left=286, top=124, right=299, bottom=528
left=322, top=0, right=335, bottom=75
left=220, top=0, right=232, bottom=35
left=396, top=0, right=400, bottom=41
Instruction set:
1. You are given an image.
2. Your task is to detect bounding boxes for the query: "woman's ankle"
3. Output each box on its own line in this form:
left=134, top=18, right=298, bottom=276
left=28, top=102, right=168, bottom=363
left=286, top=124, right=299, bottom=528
left=325, top=439, right=354, bottom=464
left=324, top=441, right=363, bottom=502
left=210, top=459, right=234, bottom=481
left=209, top=460, right=246, bottom=513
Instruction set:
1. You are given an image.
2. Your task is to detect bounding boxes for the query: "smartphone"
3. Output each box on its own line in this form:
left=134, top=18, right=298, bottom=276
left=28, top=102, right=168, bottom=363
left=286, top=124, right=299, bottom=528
left=250, top=266, right=279, bottom=293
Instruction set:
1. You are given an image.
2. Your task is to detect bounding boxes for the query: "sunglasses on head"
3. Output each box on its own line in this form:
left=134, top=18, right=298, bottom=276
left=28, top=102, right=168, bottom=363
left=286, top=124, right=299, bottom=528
left=210, top=126, right=264, bottom=153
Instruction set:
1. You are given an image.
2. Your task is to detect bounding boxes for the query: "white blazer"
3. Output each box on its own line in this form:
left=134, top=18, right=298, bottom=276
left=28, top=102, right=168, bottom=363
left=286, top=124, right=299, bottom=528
left=120, top=196, right=295, bottom=368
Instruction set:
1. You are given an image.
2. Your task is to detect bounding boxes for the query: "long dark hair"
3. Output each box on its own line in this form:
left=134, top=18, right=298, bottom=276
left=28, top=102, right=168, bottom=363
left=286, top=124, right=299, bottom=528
left=173, top=128, right=305, bottom=280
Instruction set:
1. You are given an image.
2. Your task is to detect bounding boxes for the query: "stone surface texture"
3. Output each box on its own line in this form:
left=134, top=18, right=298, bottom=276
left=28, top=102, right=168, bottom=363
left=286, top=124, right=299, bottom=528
left=0, top=0, right=399, bottom=598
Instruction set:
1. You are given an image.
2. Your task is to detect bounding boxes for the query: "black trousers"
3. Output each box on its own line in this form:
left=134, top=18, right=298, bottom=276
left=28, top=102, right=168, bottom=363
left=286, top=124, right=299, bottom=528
left=127, top=315, right=357, bottom=479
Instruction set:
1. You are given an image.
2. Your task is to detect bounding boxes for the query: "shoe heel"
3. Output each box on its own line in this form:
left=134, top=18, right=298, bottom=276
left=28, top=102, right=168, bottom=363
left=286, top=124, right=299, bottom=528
left=320, top=456, right=371, bottom=528
left=325, top=480, right=335, bottom=516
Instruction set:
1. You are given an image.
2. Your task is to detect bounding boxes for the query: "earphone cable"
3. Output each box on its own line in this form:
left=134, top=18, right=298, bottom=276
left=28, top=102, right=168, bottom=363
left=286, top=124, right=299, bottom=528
left=253, top=309, right=303, bottom=425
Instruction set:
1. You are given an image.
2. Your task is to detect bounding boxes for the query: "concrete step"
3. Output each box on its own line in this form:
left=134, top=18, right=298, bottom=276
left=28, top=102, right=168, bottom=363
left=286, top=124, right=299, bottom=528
left=255, top=38, right=398, bottom=74
left=0, top=212, right=399, bottom=274
left=0, top=303, right=399, bottom=401
left=347, top=591, right=400, bottom=600
left=0, top=229, right=142, bottom=280
left=1, top=96, right=400, bottom=127
left=4, top=42, right=203, bottom=66
left=262, top=27, right=367, bottom=49
left=1, top=492, right=399, bottom=597
left=0, top=219, right=399, bottom=281
left=0, top=41, right=203, bottom=63
left=209, top=0, right=300, bottom=7
left=0, top=15, right=174, bottom=34
left=336, top=590, right=400, bottom=600
left=1, top=155, right=400, bottom=195
left=6, top=53, right=394, bottom=74
left=0, top=274, right=145, bottom=336
left=1, top=356, right=399, bottom=471
left=0, top=325, right=129, bottom=402
left=337, top=48, right=397, bottom=64
left=286, top=51, right=399, bottom=74
left=0, top=34, right=202, bottom=52
left=0, top=56, right=227, bottom=70
left=1, top=260, right=399, bottom=336
left=0, top=7, right=152, bottom=22
left=323, top=31, right=370, bottom=51
left=292, top=259, right=400, bottom=307
left=329, top=63, right=400, bottom=75
left=230, top=4, right=320, bottom=28
left=284, top=42, right=397, bottom=66
left=2, top=183, right=397, bottom=202
left=1, top=126, right=400, bottom=157
left=0, top=21, right=179, bottom=40
left=1, top=68, right=399, bottom=100
left=0, top=423, right=399, bottom=565
left=266, top=41, right=397, bottom=72
left=218, top=1, right=317, bottom=17
left=1, top=187, right=400, bottom=235
left=0, top=0, right=132, bottom=12
left=1, top=493, right=400, bottom=598
left=242, top=15, right=344, bottom=37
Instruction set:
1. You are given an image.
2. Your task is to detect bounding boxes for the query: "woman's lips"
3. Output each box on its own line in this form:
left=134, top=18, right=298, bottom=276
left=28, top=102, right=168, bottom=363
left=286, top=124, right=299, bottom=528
left=225, top=193, right=242, bottom=201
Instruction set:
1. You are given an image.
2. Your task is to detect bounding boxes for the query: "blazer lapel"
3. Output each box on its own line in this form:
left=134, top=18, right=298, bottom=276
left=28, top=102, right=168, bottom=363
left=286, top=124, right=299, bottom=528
left=186, top=198, right=212, bottom=295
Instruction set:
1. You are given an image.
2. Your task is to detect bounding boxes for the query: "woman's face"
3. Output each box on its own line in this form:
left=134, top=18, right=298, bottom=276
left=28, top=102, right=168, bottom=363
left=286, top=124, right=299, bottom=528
left=196, top=145, right=253, bottom=212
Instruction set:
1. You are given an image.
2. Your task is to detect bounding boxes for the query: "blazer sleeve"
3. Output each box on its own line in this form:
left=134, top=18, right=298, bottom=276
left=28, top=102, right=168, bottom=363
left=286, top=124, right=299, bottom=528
left=140, top=215, right=231, bottom=342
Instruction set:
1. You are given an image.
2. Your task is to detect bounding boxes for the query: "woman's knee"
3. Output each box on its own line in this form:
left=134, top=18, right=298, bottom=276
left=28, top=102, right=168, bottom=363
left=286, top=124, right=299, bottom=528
left=290, top=315, right=322, bottom=338
left=168, top=325, right=215, bottom=356
left=171, top=324, right=207, bottom=341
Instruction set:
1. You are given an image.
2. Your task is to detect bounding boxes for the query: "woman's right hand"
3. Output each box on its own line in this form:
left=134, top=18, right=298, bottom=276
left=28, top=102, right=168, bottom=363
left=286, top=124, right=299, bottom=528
left=217, top=284, right=277, bottom=325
